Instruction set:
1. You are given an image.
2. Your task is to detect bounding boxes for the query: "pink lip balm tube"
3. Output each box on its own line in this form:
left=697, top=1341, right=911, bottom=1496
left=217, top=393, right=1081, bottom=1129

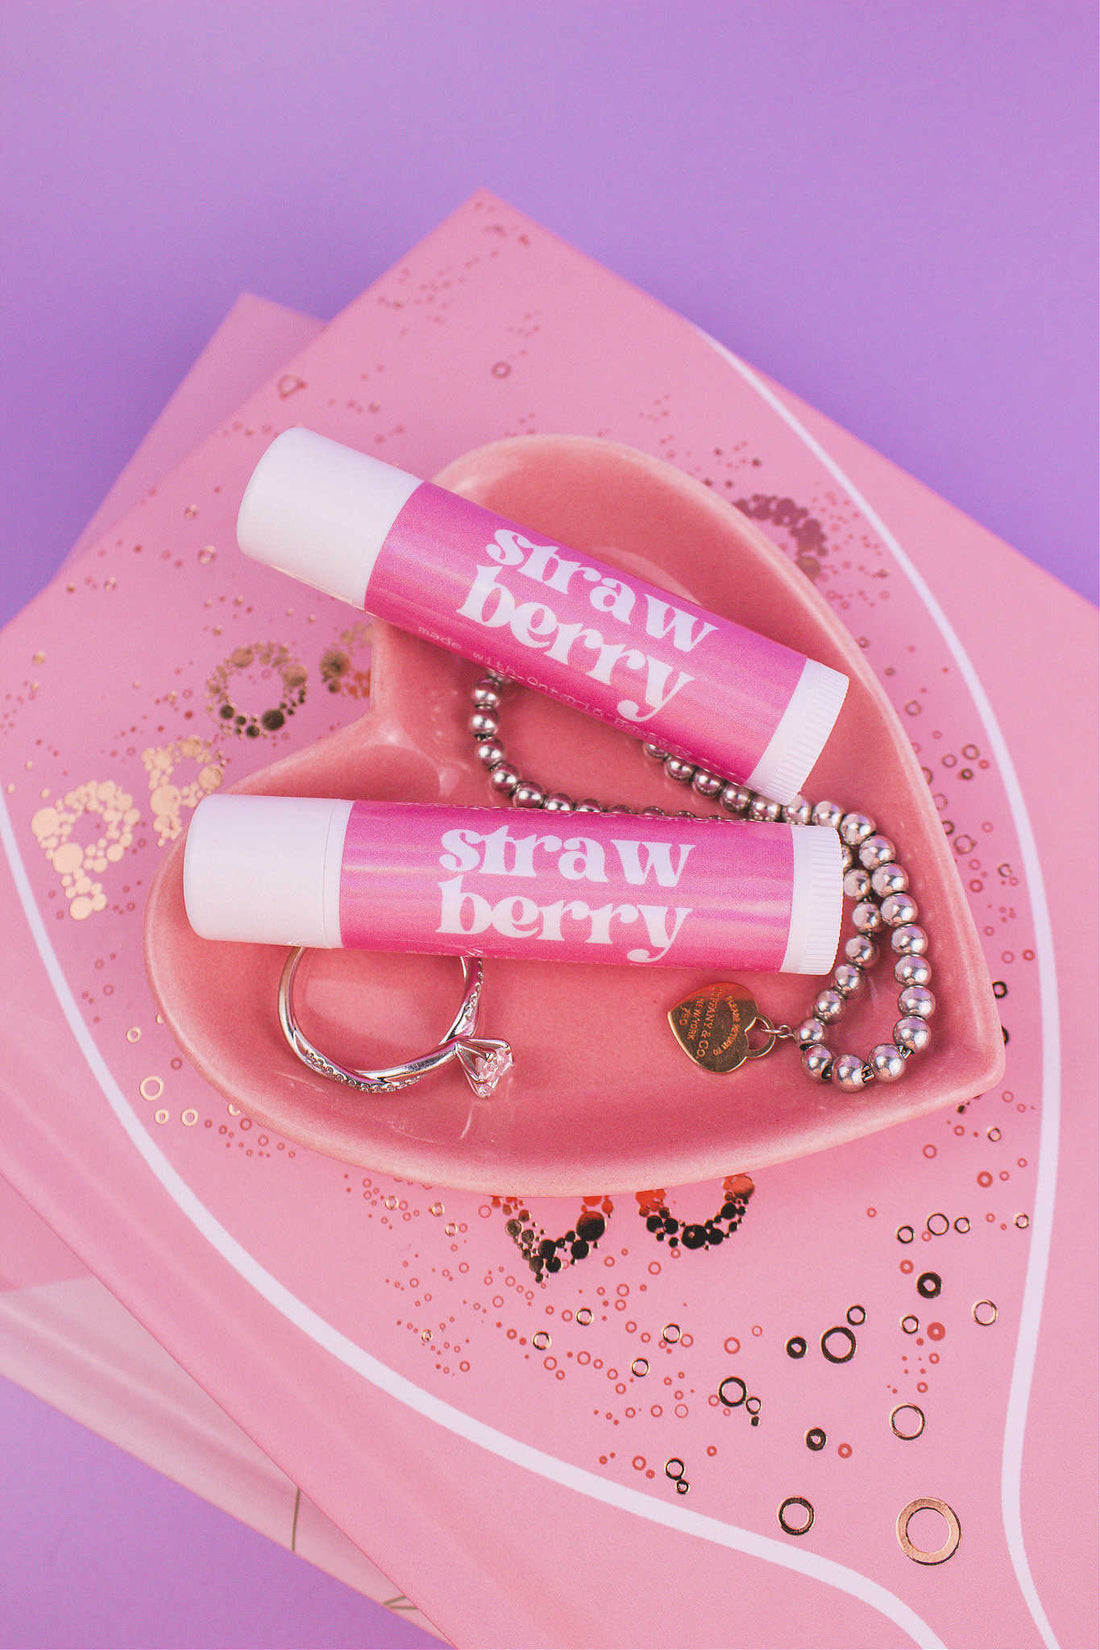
left=183, top=796, right=843, bottom=975
left=236, top=429, right=848, bottom=804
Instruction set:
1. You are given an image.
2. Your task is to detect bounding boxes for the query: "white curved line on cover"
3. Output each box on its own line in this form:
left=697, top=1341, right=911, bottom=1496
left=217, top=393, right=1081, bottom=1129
left=699, top=333, right=1061, bottom=1650
left=0, top=790, right=941, bottom=1650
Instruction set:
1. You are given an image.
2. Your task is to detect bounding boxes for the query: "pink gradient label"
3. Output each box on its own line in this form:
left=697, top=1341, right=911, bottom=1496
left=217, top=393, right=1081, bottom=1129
left=339, top=802, right=794, bottom=971
left=366, top=483, right=805, bottom=778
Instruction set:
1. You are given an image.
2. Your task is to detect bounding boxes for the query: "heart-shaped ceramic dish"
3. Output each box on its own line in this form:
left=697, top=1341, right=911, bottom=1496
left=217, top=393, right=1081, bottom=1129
left=145, top=436, right=1004, bottom=1194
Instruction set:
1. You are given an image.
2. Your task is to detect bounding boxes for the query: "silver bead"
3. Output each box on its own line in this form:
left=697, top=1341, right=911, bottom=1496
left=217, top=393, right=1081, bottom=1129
left=845, top=935, right=878, bottom=970
left=512, top=781, right=545, bottom=809
left=891, top=923, right=928, bottom=956
left=476, top=738, right=506, bottom=768
left=813, top=988, right=844, bottom=1024
left=796, top=1017, right=826, bottom=1048
left=898, top=984, right=935, bottom=1020
left=642, top=743, right=668, bottom=762
left=843, top=868, right=871, bottom=900
left=691, top=769, right=723, bottom=798
left=839, top=844, right=854, bottom=870
left=858, top=833, right=896, bottom=869
left=469, top=709, right=499, bottom=739
left=664, top=756, right=695, bottom=785
left=881, top=891, right=918, bottom=927
left=852, top=900, right=884, bottom=934
left=871, top=1043, right=906, bottom=1082
left=608, top=803, right=634, bottom=814
left=812, top=800, right=843, bottom=830
left=783, top=796, right=813, bottom=826
left=640, top=806, right=667, bottom=817
left=802, top=1044, right=833, bottom=1081
left=471, top=680, right=502, bottom=709
left=894, top=1016, right=932, bottom=1053
left=574, top=798, right=603, bottom=812
left=833, top=963, right=864, bottom=998
left=481, top=670, right=510, bottom=689
left=720, top=783, right=752, bottom=815
left=488, top=761, right=521, bottom=795
left=543, top=792, right=574, bottom=812
left=833, top=1053, right=867, bottom=1091
left=840, top=811, right=876, bottom=847
left=871, top=862, right=909, bottom=897
left=749, top=796, right=782, bottom=823
left=894, top=954, right=931, bottom=988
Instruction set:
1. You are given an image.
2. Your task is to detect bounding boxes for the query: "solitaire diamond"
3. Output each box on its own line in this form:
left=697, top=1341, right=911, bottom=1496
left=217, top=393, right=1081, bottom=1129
left=455, top=1038, right=514, bottom=1098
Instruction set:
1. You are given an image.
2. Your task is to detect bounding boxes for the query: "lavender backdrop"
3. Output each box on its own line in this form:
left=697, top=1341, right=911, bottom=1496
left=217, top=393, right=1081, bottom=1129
left=0, top=2, right=1095, bottom=1647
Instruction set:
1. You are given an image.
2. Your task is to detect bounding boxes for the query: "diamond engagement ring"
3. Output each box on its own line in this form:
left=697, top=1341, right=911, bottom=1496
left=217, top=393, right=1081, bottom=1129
left=277, top=949, right=513, bottom=1099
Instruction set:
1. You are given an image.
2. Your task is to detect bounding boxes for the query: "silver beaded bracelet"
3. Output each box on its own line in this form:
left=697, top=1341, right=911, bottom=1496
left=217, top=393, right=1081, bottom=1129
left=467, top=671, right=934, bottom=1090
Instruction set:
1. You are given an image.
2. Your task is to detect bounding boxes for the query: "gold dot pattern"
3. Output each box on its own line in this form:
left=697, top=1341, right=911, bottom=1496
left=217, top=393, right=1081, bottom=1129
left=139, top=1076, right=164, bottom=1102
left=319, top=621, right=372, bottom=700
left=895, top=1497, right=961, bottom=1564
left=778, top=1496, right=815, bottom=1536
left=31, top=780, right=140, bottom=919
left=141, top=735, right=224, bottom=844
left=890, top=1403, right=926, bottom=1440
left=206, top=641, right=308, bottom=738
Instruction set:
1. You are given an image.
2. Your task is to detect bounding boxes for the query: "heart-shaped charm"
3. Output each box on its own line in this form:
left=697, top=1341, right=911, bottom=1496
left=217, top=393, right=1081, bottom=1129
left=667, top=983, right=760, bottom=1074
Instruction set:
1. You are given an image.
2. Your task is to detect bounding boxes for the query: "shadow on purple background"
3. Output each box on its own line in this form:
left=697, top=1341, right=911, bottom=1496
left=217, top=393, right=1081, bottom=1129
left=0, top=3, right=1096, bottom=1648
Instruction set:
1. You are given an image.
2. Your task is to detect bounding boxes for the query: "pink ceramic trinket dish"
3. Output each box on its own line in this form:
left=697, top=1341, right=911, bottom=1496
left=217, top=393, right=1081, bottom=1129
left=145, top=436, right=1004, bottom=1195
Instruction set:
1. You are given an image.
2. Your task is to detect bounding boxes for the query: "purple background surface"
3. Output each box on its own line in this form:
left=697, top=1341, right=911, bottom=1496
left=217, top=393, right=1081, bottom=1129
left=0, top=3, right=1095, bottom=1647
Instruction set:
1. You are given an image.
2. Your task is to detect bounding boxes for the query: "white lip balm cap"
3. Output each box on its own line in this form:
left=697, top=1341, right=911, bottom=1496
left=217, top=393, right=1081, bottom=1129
left=183, top=794, right=353, bottom=948
left=747, top=657, right=849, bottom=806
left=237, top=429, right=421, bottom=609
left=781, top=824, right=844, bottom=974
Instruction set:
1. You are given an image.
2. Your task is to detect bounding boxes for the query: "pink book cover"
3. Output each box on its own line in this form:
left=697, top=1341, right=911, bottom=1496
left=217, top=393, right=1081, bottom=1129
left=0, top=192, right=1095, bottom=1649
